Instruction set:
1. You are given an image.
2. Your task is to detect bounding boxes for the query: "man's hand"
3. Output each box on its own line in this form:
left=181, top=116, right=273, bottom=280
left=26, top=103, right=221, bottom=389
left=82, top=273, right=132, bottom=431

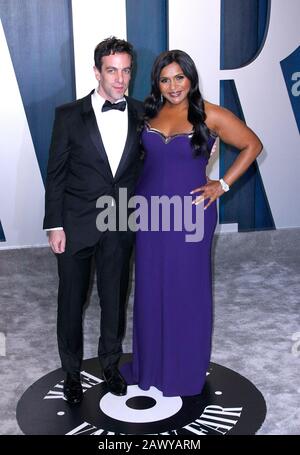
left=48, top=230, right=66, bottom=254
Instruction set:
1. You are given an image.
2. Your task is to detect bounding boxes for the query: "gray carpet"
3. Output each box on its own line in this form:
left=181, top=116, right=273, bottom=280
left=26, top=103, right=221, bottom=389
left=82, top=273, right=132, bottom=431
left=0, top=228, right=299, bottom=434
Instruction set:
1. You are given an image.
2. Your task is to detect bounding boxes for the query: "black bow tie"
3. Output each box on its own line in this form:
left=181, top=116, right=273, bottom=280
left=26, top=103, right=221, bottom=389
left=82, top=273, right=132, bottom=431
left=102, top=100, right=126, bottom=112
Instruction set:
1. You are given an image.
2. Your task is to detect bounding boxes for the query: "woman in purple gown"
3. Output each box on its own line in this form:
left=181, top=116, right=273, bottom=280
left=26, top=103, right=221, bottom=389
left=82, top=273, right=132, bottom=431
left=121, top=50, right=262, bottom=397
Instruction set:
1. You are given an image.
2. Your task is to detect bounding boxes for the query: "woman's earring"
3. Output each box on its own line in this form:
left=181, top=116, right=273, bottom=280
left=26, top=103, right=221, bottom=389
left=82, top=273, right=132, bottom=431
left=160, top=94, right=163, bottom=103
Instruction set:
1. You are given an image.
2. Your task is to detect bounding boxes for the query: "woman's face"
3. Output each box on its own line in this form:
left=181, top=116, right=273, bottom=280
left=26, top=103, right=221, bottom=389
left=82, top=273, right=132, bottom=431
left=159, top=62, right=191, bottom=106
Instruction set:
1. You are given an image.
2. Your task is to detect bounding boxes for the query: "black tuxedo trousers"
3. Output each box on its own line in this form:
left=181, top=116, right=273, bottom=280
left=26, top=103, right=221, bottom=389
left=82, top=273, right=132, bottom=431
left=57, top=230, right=133, bottom=373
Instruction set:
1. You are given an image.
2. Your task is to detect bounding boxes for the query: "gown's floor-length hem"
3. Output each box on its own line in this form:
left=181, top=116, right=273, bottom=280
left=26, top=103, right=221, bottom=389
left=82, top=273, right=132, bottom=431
left=121, top=360, right=208, bottom=397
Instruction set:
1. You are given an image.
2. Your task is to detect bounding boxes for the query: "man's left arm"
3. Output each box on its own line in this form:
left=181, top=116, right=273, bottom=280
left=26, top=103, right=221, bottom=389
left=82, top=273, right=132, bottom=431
left=43, top=107, right=70, bottom=230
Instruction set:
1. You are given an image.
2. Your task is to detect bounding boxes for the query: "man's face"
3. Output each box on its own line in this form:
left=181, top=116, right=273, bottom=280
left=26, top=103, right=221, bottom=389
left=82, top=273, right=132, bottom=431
left=94, top=52, right=132, bottom=102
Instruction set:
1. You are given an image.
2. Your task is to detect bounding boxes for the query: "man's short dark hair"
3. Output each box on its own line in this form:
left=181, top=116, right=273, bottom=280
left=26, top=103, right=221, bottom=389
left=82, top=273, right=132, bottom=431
left=94, top=36, right=134, bottom=71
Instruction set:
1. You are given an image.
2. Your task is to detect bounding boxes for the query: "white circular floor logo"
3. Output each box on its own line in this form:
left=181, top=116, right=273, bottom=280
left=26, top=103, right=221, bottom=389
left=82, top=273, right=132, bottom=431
left=17, top=355, right=266, bottom=435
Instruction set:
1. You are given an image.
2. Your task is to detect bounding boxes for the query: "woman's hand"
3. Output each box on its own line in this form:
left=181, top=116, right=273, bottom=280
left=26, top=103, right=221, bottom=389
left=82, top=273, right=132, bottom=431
left=190, top=177, right=224, bottom=210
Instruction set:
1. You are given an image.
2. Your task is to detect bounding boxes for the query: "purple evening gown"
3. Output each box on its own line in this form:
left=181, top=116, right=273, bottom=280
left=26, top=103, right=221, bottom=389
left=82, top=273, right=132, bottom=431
left=121, top=124, right=217, bottom=397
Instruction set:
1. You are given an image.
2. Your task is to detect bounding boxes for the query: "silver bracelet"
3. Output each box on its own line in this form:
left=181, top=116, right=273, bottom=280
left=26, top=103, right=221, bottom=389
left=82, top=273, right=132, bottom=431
left=219, top=178, right=230, bottom=192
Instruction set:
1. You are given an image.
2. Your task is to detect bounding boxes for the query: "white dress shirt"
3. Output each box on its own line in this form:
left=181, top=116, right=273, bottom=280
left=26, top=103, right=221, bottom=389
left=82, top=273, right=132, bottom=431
left=91, top=89, right=128, bottom=177
left=47, top=89, right=128, bottom=231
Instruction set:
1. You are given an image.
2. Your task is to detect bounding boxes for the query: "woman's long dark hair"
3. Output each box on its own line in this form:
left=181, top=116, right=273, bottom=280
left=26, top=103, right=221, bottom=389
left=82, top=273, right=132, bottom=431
left=144, top=50, right=210, bottom=159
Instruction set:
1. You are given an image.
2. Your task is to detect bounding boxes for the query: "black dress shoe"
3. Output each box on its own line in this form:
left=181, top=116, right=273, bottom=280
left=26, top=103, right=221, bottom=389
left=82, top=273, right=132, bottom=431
left=63, top=373, right=83, bottom=404
left=103, top=366, right=127, bottom=396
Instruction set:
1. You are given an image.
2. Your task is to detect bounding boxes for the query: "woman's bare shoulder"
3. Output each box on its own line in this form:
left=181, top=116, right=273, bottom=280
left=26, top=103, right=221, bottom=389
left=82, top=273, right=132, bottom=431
left=204, top=100, right=235, bottom=131
left=204, top=100, right=227, bottom=116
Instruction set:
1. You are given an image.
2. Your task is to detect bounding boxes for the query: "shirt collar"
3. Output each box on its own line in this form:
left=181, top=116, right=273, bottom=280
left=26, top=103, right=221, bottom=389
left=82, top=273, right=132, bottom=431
left=92, top=89, right=126, bottom=110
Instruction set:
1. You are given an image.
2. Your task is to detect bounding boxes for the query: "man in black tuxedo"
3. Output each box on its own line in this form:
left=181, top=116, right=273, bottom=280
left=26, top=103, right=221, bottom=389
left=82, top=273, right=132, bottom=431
left=43, top=37, right=143, bottom=403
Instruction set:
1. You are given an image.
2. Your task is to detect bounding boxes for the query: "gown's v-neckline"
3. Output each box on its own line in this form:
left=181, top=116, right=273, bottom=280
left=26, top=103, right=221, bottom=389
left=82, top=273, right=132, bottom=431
left=145, top=122, right=194, bottom=144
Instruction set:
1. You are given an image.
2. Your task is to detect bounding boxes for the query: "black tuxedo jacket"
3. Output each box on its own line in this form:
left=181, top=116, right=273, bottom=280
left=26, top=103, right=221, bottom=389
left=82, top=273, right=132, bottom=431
left=43, top=91, right=144, bottom=252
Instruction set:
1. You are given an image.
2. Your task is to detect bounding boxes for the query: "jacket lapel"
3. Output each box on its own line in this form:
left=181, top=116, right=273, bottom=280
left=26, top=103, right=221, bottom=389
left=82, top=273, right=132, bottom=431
left=81, top=91, right=113, bottom=179
left=114, top=97, right=140, bottom=181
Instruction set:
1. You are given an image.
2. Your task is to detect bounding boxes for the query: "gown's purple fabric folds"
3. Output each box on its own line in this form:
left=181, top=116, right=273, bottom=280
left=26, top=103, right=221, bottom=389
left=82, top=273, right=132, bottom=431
left=121, top=126, right=217, bottom=396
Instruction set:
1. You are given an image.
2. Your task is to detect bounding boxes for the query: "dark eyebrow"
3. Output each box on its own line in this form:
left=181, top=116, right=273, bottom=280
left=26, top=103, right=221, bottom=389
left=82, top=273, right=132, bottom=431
left=106, top=66, right=131, bottom=70
left=160, top=73, right=185, bottom=78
